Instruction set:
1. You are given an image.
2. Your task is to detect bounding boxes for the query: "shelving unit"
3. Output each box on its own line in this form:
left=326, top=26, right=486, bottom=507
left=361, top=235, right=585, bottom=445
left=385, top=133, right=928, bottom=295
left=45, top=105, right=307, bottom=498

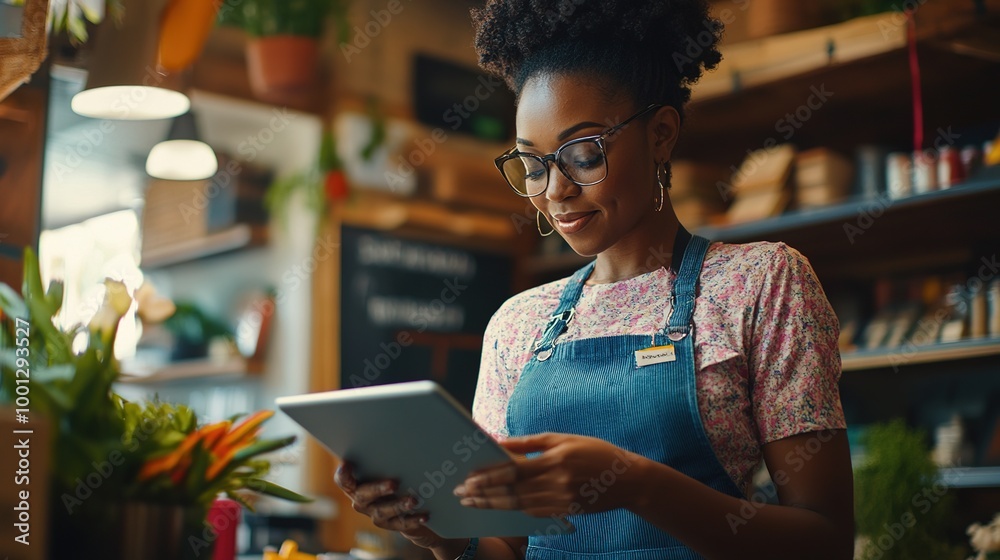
left=119, top=356, right=254, bottom=385
left=942, top=466, right=1000, bottom=489
left=697, top=176, right=1000, bottom=280
left=841, top=338, right=1000, bottom=372
left=677, top=11, right=1000, bottom=165
left=140, top=224, right=268, bottom=269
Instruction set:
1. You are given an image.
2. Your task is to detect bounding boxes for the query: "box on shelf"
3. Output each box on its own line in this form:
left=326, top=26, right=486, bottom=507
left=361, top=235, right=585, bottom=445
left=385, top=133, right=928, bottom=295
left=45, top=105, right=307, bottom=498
left=669, top=161, right=729, bottom=227
left=795, top=147, right=855, bottom=208
left=723, top=144, right=795, bottom=224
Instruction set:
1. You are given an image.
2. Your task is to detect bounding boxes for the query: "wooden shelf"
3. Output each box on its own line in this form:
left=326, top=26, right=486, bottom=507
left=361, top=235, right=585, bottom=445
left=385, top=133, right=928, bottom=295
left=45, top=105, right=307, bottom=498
left=695, top=176, right=1000, bottom=280
left=677, top=14, right=1000, bottom=165
left=697, top=176, right=1000, bottom=243
left=141, top=224, right=268, bottom=269
left=941, top=466, right=1000, bottom=489
left=119, top=356, right=253, bottom=384
left=841, top=338, right=1000, bottom=372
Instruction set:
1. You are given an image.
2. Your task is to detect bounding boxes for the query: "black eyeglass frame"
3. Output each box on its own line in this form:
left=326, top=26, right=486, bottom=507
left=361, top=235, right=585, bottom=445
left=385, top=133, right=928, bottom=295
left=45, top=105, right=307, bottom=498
left=494, top=103, right=664, bottom=198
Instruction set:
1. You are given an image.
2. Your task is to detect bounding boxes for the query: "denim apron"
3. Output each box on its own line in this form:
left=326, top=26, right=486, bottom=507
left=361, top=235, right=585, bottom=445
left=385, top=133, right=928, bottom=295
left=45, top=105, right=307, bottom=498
left=506, top=229, right=745, bottom=559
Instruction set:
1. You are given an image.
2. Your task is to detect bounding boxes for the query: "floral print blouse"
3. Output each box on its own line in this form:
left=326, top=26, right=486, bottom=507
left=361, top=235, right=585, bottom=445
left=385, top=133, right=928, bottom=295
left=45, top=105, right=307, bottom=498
left=472, top=241, right=846, bottom=495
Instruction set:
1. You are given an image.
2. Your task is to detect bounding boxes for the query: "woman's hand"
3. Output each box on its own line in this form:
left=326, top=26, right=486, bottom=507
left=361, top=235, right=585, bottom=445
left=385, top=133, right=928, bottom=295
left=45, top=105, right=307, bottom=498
left=453, top=432, right=641, bottom=518
left=333, top=462, right=443, bottom=549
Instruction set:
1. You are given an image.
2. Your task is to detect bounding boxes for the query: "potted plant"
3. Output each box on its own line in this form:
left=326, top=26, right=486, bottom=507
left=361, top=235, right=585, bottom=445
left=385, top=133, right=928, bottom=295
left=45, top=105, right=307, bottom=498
left=217, top=0, right=350, bottom=101
left=266, top=127, right=351, bottom=231
left=853, top=420, right=965, bottom=560
left=0, top=248, right=309, bottom=560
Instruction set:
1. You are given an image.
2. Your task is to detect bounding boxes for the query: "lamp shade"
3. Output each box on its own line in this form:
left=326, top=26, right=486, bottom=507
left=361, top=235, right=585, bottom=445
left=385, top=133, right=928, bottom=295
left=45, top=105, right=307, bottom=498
left=72, top=85, right=190, bottom=120
left=145, top=140, right=218, bottom=181
left=70, top=0, right=189, bottom=120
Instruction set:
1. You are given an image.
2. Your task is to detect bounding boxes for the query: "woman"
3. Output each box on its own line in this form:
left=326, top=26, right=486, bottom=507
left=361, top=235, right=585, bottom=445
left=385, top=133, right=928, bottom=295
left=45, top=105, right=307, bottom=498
left=335, top=1, right=854, bottom=558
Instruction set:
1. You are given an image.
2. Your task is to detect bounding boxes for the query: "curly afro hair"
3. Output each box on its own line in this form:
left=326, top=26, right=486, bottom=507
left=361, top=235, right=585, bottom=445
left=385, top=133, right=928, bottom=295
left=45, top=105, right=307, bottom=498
left=471, top=0, right=723, bottom=122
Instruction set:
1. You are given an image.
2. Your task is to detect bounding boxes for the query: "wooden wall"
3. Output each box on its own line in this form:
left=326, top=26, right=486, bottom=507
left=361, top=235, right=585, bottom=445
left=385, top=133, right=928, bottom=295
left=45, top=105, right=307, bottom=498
left=0, top=72, right=47, bottom=291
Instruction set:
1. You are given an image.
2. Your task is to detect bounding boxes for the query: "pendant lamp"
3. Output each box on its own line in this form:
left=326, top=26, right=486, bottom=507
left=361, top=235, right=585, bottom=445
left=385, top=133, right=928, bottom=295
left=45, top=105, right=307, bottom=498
left=70, top=0, right=189, bottom=120
left=145, top=111, right=217, bottom=181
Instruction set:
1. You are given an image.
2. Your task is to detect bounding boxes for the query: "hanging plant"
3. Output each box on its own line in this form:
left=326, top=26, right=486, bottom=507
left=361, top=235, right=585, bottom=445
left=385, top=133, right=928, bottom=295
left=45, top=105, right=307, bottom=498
left=265, top=128, right=350, bottom=231
left=7, top=0, right=125, bottom=44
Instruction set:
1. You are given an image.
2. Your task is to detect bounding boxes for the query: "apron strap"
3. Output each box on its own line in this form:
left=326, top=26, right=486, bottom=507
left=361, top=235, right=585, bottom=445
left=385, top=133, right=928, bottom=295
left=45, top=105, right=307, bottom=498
left=532, top=226, right=705, bottom=353
left=533, top=260, right=595, bottom=354
left=664, top=234, right=710, bottom=341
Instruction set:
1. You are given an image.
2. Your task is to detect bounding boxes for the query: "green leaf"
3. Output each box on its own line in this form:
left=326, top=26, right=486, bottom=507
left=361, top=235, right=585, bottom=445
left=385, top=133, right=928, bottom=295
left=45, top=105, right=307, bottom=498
left=65, top=6, right=89, bottom=43
left=185, top=443, right=213, bottom=498
left=233, top=435, right=296, bottom=463
left=245, top=478, right=312, bottom=503
left=76, top=0, right=101, bottom=23
left=224, top=491, right=256, bottom=512
left=21, top=248, right=44, bottom=310
left=44, top=279, right=64, bottom=315
left=0, top=282, right=27, bottom=319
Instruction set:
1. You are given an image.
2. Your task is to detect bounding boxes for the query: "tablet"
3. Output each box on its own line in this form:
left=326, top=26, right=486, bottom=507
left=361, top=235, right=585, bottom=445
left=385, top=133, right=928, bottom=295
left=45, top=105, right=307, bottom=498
left=276, top=380, right=574, bottom=538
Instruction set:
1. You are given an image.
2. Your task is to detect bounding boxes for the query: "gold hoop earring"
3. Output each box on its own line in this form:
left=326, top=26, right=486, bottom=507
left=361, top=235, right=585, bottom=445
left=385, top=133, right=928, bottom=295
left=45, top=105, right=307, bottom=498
left=654, top=162, right=669, bottom=212
left=537, top=210, right=555, bottom=237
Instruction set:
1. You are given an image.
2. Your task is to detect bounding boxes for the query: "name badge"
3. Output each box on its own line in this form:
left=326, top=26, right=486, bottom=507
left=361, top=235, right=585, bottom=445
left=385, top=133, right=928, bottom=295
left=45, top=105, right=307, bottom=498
left=634, top=344, right=676, bottom=368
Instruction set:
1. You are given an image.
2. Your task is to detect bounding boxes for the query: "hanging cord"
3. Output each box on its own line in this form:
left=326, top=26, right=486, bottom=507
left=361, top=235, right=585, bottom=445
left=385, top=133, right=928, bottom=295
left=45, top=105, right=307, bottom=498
left=907, top=8, right=924, bottom=152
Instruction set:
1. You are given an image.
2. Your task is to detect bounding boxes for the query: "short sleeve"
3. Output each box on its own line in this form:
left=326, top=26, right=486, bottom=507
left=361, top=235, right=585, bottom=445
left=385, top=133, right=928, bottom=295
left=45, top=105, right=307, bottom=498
left=749, top=243, right=846, bottom=444
left=472, top=311, right=512, bottom=441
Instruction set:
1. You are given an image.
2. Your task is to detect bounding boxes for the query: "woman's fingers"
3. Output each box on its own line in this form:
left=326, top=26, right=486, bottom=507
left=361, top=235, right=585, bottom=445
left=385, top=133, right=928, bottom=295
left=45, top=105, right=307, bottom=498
left=462, top=461, right=518, bottom=491
left=353, top=479, right=398, bottom=506
left=369, top=494, right=421, bottom=522
left=333, top=462, right=356, bottom=492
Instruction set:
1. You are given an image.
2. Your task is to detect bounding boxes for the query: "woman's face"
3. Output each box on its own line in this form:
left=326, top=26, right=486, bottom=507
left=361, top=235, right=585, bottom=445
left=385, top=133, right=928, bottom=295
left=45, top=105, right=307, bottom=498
left=514, top=73, right=677, bottom=257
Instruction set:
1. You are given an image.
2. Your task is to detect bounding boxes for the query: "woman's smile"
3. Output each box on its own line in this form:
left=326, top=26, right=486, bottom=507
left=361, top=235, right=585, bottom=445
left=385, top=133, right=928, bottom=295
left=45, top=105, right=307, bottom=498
left=551, top=210, right=598, bottom=234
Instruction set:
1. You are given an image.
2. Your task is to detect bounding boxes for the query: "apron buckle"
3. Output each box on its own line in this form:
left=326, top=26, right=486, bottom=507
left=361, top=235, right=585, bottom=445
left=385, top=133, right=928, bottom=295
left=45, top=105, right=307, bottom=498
left=667, top=325, right=692, bottom=341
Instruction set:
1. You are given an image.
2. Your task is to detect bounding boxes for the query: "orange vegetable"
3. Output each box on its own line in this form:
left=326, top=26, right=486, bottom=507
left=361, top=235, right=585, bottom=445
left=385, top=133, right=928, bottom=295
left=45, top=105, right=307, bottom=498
left=200, top=421, right=231, bottom=451
left=218, top=410, right=273, bottom=451
left=206, top=444, right=241, bottom=481
left=170, top=453, right=193, bottom=485
left=139, top=421, right=229, bottom=481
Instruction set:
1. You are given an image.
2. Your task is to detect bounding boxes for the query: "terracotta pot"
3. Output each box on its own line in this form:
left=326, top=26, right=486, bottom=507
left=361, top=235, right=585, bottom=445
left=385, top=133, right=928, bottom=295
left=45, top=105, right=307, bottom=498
left=246, top=35, right=319, bottom=102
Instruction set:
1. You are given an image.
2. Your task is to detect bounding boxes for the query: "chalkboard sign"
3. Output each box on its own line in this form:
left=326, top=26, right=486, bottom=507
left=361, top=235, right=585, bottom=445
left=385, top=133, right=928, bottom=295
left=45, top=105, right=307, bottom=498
left=340, top=226, right=513, bottom=410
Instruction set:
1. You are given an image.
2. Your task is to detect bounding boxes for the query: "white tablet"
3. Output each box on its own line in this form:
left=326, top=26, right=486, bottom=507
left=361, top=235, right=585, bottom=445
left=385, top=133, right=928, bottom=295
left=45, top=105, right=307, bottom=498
left=276, top=380, right=574, bottom=538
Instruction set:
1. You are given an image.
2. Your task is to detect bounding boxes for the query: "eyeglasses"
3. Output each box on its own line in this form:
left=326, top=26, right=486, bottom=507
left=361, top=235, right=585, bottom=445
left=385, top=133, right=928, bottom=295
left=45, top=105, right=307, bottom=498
left=495, top=104, right=662, bottom=198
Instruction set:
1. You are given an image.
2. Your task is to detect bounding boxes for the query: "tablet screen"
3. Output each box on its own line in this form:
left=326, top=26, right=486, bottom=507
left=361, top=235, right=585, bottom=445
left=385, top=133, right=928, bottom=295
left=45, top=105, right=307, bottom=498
left=277, top=380, right=574, bottom=538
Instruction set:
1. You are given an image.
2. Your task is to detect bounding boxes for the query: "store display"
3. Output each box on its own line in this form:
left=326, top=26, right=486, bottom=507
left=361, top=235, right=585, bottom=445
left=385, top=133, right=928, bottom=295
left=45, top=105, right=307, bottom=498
left=937, top=146, right=965, bottom=189
left=794, top=147, right=855, bottom=208
left=971, top=285, right=989, bottom=338
left=961, top=145, right=983, bottom=178
left=909, top=276, right=947, bottom=347
left=725, top=144, right=795, bottom=223
left=912, top=150, right=938, bottom=194
left=885, top=152, right=913, bottom=199
left=669, top=161, right=729, bottom=227
left=842, top=266, right=1000, bottom=354
left=883, top=298, right=921, bottom=349
left=932, top=415, right=966, bottom=467
left=941, top=279, right=970, bottom=343
left=860, top=279, right=894, bottom=350
left=854, top=144, right=887, bottom=198
left=989, top=279, right=1000, bottom=337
